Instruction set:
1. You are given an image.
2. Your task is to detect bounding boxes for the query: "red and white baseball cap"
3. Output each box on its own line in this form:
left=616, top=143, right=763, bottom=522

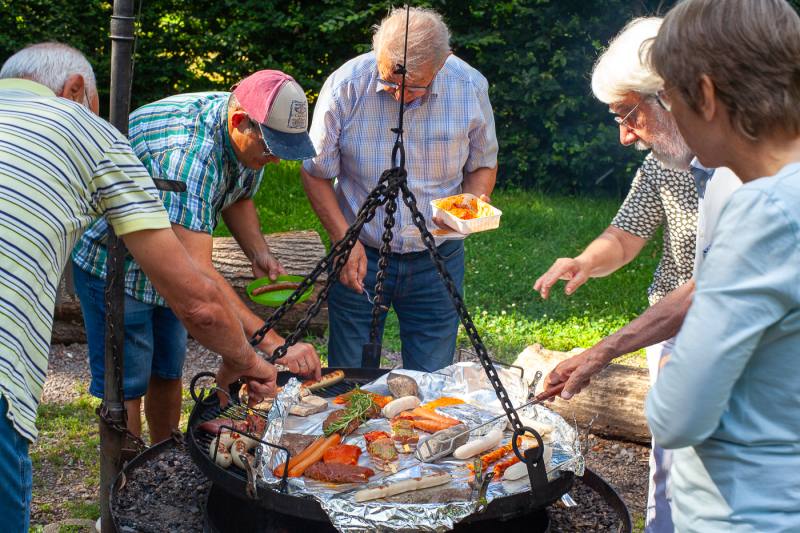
left=232, top=70, right=315, bottom=160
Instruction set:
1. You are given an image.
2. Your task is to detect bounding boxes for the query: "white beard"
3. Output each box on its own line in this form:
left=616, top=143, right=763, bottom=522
left=647, top=109, right=694, bottom=171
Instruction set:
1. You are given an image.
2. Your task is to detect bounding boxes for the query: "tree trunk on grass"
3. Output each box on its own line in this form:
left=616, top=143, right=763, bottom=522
left=513, top=344, right=651, bottom=444
left=52, top=230, right=329, bottom=344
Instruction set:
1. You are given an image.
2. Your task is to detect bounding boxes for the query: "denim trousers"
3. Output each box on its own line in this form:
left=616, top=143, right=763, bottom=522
left=327, top=239, right=465, bottom=371
left=72, top=262, right=188, bottom=400
left=0, top=396, right=31, bottom=533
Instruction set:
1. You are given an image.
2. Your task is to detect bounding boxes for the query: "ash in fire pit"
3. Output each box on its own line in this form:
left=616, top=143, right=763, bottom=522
left=114, top=443, right=209, bottom=533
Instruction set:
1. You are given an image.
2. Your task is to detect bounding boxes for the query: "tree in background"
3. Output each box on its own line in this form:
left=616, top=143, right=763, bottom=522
left=6, top=0, right=782, bottom=194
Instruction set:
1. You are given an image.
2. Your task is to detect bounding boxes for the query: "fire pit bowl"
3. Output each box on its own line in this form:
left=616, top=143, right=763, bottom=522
left=110, top=436, right=631, bottom=532
left=183, top=367, right=593, bottom=531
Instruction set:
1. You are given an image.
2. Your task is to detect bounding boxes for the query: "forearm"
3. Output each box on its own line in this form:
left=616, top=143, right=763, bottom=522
left=595, top=279, right=695, bottom=363
left=190, top=254, right=286, bottom=351
left=122, top=229, right=257, bottom=370
left=221, top=198, right=271, bottom=262
left=577, top=227, right=647, bottom=278
left=301, top=167, right=350, bottom=241
left=462, top=166, right=497, bottom=199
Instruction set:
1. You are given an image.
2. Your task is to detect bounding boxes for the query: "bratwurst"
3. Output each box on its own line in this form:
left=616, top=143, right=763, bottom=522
left=251, top=282, right=302, bottom=296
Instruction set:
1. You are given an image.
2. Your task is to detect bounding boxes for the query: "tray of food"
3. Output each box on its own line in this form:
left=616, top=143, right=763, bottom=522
left=192, top=363, right=583, bottom=532
left=430, top=193, right=502, bottom=234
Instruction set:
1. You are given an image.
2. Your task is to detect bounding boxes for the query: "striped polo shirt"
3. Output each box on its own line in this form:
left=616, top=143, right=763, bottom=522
left=0, top=79, right=170, bottom=441
left=71, top=92, right=263, bottom=306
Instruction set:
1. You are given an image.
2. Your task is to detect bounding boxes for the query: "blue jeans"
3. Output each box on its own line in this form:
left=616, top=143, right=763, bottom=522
left=0, top=396, right=31, bottom=533
left=72, top=262, right=188, bottom=400
left=327, top=240, right=465, bottom=371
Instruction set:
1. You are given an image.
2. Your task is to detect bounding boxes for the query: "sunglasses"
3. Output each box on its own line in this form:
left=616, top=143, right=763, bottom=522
left=247, top=116, right=273, bottom=157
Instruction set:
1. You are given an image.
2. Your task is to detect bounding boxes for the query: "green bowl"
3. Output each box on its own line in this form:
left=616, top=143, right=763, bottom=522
left=246, top=274, right=313, bottom=307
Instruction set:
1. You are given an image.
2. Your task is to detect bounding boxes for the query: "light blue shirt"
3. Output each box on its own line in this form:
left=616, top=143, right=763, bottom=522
left=303, top=52, right=498, bottom=253
left=646, top=162, right=800, bottom=532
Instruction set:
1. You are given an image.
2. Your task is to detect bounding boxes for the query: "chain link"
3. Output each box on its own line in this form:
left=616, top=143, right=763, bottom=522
left=248, top=169, right=397, bottom=361
left=397, top=180, right=524, bottom=434
left=369, top=177, right=401, bottom=343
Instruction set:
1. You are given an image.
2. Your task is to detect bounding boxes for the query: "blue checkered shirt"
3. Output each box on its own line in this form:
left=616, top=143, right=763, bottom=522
left=71, top=92, right=264, bottom=305
left=302, top=52, right=498, bottom=253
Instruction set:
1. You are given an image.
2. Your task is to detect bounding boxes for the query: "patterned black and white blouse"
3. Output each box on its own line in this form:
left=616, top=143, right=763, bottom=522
left=611, top=153, right=698, bottom=305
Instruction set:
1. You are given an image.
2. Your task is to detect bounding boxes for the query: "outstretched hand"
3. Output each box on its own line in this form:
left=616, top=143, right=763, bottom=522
left=533, top=257, right=591, bottom=299
left=542, top=347, right=610, bottom=400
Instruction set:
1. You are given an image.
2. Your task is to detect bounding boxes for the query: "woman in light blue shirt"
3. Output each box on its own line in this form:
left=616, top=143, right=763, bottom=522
left=645, top=0, right=800, bottom=531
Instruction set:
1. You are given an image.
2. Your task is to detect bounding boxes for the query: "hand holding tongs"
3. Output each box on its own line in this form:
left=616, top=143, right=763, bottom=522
left=415, top=382, right=566, bottom=463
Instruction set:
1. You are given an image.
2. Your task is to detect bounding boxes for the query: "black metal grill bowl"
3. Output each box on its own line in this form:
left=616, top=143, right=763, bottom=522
left=186, top=367, right=577, bottom=526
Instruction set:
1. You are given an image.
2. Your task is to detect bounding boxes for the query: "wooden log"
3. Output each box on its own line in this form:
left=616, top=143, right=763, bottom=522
left=52, top=230, right=329, bottom=344
left=513, top=344, right=651, bottom=444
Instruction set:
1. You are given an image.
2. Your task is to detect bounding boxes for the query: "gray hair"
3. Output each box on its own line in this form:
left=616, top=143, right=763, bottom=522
left=591, top=17, right=664, bottom=104
left=0, top=42, right=97, bottom=97
left=650, top=0, right=800, bottom=141
left=372, top=7, right=450, bottom=80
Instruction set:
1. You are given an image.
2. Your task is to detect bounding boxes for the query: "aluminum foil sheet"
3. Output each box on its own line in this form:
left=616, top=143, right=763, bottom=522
left=257, top=378, right=301, bottom=479
left=258, top=363, right=583, bottom=532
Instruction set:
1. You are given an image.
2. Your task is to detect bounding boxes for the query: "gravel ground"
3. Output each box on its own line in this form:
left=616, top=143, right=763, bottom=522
left=36, top=341, right=649, bottom=531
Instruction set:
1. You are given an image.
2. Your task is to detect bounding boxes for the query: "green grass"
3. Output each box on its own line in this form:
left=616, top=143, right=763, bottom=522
left=216, top=161, right=659, bottom=364
left=30, top=385, right=102, bottom=528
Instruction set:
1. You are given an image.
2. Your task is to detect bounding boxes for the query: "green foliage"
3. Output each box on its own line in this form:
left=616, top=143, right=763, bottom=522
left=0, top=0, right=690, bottom=194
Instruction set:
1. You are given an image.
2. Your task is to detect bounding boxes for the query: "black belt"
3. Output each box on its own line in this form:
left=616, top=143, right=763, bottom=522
left=363, top=239, right=459, bottom=260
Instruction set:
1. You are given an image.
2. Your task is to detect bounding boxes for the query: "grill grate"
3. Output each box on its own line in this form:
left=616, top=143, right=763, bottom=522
left=191, top=375, right=369, bottom=477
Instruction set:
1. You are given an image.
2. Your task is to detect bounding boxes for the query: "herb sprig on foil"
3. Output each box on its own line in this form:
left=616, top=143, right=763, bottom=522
left=324, top=388, right=376, bottom=436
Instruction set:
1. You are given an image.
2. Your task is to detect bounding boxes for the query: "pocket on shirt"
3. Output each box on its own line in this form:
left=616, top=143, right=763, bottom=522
left=425, top=140, right=467, bottom=180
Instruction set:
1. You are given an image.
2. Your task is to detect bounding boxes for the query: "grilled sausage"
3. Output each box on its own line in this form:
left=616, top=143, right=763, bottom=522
left=302, top=370, right=345, bottom=391
left=354, top=472, right=451, bottom=502
left=382, top=396, right=421, bottom=418
left=209, top=436, right=232, bottom=468
left=251, top=282, right=302, bottom=296
left=453, top=428, right=504, bottom=460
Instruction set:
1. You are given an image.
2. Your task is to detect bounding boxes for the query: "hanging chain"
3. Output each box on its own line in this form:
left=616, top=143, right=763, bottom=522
left=368, top=180, right=400, bottom=343
left=245, top=3, right=523, bottom=448
left=397, top=180, right=524, bottom=434
left=248, top=168, right=401, bottom=362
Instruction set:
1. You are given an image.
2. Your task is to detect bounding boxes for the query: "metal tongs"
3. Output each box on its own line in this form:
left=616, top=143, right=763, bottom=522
left=415, top=382, right=565, bottom=463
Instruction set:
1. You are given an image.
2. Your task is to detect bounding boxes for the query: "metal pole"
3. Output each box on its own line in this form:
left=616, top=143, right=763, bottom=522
left=100, top=2, right=135, bottom=532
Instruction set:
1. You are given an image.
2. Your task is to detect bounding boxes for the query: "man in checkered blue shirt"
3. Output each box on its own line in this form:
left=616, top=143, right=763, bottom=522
left=302, top=7, right=498, bottom=371
left=71, top=71, right=322, bottom=442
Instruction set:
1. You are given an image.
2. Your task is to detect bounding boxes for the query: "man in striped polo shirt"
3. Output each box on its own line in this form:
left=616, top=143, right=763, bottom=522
left=71, top=70, right=321, bottom=443
left=0, top=42, right=280, bottom=532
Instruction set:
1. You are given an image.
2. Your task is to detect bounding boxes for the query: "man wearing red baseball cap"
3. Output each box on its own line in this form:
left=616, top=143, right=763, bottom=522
left=71, top=70, right=320, bottom=442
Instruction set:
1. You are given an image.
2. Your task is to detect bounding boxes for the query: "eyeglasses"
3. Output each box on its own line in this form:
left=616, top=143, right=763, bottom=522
left=655, top=87, right=677, bottom=112
left=247, top=116, right=273, bottom=157
left=614, top=100, right=644, bottom=129
left=377, top=78, right=430, bottom=95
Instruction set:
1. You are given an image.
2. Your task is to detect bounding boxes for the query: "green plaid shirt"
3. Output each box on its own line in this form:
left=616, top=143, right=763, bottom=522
left=71, top=92, right=264, bottom=306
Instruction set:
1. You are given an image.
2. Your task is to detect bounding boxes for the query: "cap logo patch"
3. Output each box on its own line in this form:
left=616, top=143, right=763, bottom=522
left=287, top=99, right=307, bottom=130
